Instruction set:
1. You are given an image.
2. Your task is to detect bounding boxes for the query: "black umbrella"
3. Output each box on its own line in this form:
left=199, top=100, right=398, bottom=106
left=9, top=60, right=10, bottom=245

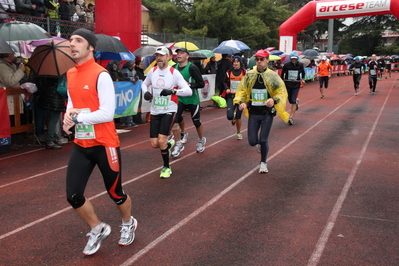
left=302, top=49, right=320, bottom=59
left=95, top=34, right=129, bottom=53
left=133, top=46, right=157, bottom=57
left=189, top=51, right=207, bottom=59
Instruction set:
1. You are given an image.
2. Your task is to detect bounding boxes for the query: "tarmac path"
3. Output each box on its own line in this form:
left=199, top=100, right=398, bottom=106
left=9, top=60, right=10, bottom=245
left=0, top=73, right=398, bottom=266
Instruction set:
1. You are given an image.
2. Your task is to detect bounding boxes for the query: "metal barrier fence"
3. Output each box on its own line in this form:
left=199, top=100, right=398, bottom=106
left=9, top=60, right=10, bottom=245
left=1, top=11, right=218, bottom=50
left=0, top=11, right=94, bottom=40
left=148, top=32, right=219, bottom=51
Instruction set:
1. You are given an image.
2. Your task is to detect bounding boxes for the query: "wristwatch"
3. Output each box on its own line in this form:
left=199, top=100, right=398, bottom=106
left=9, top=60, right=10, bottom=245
left=71, top=113, right=80, bottom=124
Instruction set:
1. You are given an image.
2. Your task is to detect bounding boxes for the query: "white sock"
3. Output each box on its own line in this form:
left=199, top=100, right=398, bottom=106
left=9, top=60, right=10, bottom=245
left=122, top=217, right=133, bottom=225
left=91, top=222, right=103, bottom=234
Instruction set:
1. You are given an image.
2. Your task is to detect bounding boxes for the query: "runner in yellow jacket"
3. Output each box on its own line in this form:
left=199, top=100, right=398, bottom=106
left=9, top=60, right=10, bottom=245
left=233, top=49, right=289, bottom=173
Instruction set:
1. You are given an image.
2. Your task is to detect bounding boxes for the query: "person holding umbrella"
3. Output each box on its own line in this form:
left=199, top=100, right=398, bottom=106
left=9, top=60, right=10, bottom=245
left=281, top=51, right=305, bottom=125
left=62, top=28, right=137, bottom=255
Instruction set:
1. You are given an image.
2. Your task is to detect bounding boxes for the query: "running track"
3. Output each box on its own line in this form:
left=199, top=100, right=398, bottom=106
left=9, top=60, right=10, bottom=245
left=1, top=73, right=399, bottom=265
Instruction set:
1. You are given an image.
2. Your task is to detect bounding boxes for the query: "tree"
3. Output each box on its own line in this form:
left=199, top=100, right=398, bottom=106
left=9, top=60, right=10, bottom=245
left=338, top=15, right=399, bottom=55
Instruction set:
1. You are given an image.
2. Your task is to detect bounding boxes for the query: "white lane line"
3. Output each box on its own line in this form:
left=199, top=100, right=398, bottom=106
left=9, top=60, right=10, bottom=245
left=307, top=83, right=394, bottom=266
left=120, top=96, right=357, bottom=266
left=0, top=131, right=239, bottom=241
left=0, top=166, right=67, bottom=189
left=0, top=116, right=224, bottom=188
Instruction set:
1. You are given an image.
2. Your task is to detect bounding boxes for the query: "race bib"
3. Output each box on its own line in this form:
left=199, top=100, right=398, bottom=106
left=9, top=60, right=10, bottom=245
left=354, top=68, right=361, bottom=74
left=153, top=94, right=170, bottom=110
left=370, top=69, right=376, bottom=76
left=251, top=88, right=267, bottom=106
left=288, top=70, right=298, bottom=80
left=230, top=80, right=240, bottom=93
left=75, top=108, right=96, bottom=139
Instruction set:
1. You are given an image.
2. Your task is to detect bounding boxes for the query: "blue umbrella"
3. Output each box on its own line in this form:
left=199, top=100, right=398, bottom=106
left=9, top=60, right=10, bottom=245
left=212, top=46, right=241, bottom=55
left=269, top=50, right=284, bottom=56
left=342, top=55, right=353, bottom=60
left=95, top=51, right=135, bottom=61
left=218, top=39, right=250, bottom=50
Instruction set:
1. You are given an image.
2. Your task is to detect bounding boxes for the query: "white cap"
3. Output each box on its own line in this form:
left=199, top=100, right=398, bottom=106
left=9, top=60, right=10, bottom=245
left=154, top=46, right=169, bottom=55
left=322, top=56, right=327, bottom=60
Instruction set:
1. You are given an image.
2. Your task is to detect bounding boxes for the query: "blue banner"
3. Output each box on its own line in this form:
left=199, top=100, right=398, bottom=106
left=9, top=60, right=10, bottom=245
left=304, top=67, right=316, bottom=80
left=114, top=81, right=142, bottom=118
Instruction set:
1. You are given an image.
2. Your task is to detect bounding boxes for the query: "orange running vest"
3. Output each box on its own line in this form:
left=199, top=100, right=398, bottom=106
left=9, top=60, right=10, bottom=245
left=67, top=58, right=120, bottom=148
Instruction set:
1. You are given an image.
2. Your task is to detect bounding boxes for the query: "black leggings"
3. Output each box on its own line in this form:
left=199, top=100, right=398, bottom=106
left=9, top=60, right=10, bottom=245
left=247, top=113, right=274, bottom=163
left=66, top=144, right=127, bottom=209
left=175, top=102, right=202, bottom=128
left=353, top=74, right=361, bottom=90
left=368, top=76, right=377, bottom=92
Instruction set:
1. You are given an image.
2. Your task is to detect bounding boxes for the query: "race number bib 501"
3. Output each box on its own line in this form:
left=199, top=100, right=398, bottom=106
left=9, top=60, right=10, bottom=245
left=251, top=88, right=268, bottom=106
left=75, top=108, right=96, bottom=139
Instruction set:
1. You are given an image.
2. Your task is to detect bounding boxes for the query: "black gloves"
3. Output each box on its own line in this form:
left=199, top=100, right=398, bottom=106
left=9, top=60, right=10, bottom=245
left=160, top=89, right=174, bottom=96
left=144, top=91, right=153, bottom=101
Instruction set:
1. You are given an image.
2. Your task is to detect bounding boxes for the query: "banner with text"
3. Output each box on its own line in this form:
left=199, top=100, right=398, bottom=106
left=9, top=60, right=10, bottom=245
left=114, top=81, right=142, bottom=118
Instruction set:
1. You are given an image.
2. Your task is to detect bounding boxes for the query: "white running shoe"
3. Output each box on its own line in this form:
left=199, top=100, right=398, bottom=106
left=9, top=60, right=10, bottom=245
left=168, top=139, right=175, bottom=156
left=180, top=131, right=188, bottom=144
left=259, top=162, right=268, bottom=174
left=119, top=217, right=138, bottom=246
left=196, top=137, right=206, bottom=153
left=83, top=222, right=111, bottom=255
left=171, top=141, right=185, bottom=157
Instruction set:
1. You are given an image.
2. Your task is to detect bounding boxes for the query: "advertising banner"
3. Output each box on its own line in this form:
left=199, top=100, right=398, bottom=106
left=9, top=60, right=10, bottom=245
left=114, top=81, right=142, bottom=118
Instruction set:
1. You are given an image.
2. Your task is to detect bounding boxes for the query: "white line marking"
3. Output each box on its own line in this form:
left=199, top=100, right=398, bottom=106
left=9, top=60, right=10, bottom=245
left=120, top=96, right=358, bottom=266
left=307, top=82, right=394, bottom=266
left=0, top=116, right=225, bottom=188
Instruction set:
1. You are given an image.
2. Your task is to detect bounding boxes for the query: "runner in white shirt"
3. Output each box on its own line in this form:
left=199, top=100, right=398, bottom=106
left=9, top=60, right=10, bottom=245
left=141, top=46, right=192, bottom=178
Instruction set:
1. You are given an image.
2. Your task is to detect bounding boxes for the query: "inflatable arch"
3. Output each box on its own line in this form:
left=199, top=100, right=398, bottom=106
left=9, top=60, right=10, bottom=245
left=279, top=0, right=399, bottom=54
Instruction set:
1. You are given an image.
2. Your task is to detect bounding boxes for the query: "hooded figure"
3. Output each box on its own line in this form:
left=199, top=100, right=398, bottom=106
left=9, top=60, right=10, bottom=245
left=122, top=60, right=139, bottom=83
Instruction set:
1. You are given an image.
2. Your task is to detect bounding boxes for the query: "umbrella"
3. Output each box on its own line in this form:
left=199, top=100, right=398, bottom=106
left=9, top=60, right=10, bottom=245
left=0, top=21, right=51, bottom=42
left=299, top=58, right=310, bottom=67
left=269, top=55, right=281, bottom=61
left=0, top=37, right=14, bottom=54
left=342, top=55, right=353, bottom=60
left=212, top=46, right=240, bottom=55
left=330, top=56, right=340, bottom=60
left=30, top=36, right=67, bottom=47
left=189, top=51, right=207, bottom=59
left=27, top=40, right=75, bottom=77
left=391, top=55, right=399, bottom=59
left=95, top=34, right=130, bottom=53
left=196, top=49, right=215, bottom=58
left=133, top=46, right=157, bottom=57
left=218, top=39, right=250, bottom=50
left=174, top=41, right=199, bottom=51
left=269, top=50, right=284, bottom=56
left=95, top=51, right=135, bottom=61
left=302, top=49, right=319, bottom=59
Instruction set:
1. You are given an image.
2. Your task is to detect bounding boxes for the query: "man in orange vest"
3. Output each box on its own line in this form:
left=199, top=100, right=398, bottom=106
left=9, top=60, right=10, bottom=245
left=63, top=29, right=137, bottom=255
